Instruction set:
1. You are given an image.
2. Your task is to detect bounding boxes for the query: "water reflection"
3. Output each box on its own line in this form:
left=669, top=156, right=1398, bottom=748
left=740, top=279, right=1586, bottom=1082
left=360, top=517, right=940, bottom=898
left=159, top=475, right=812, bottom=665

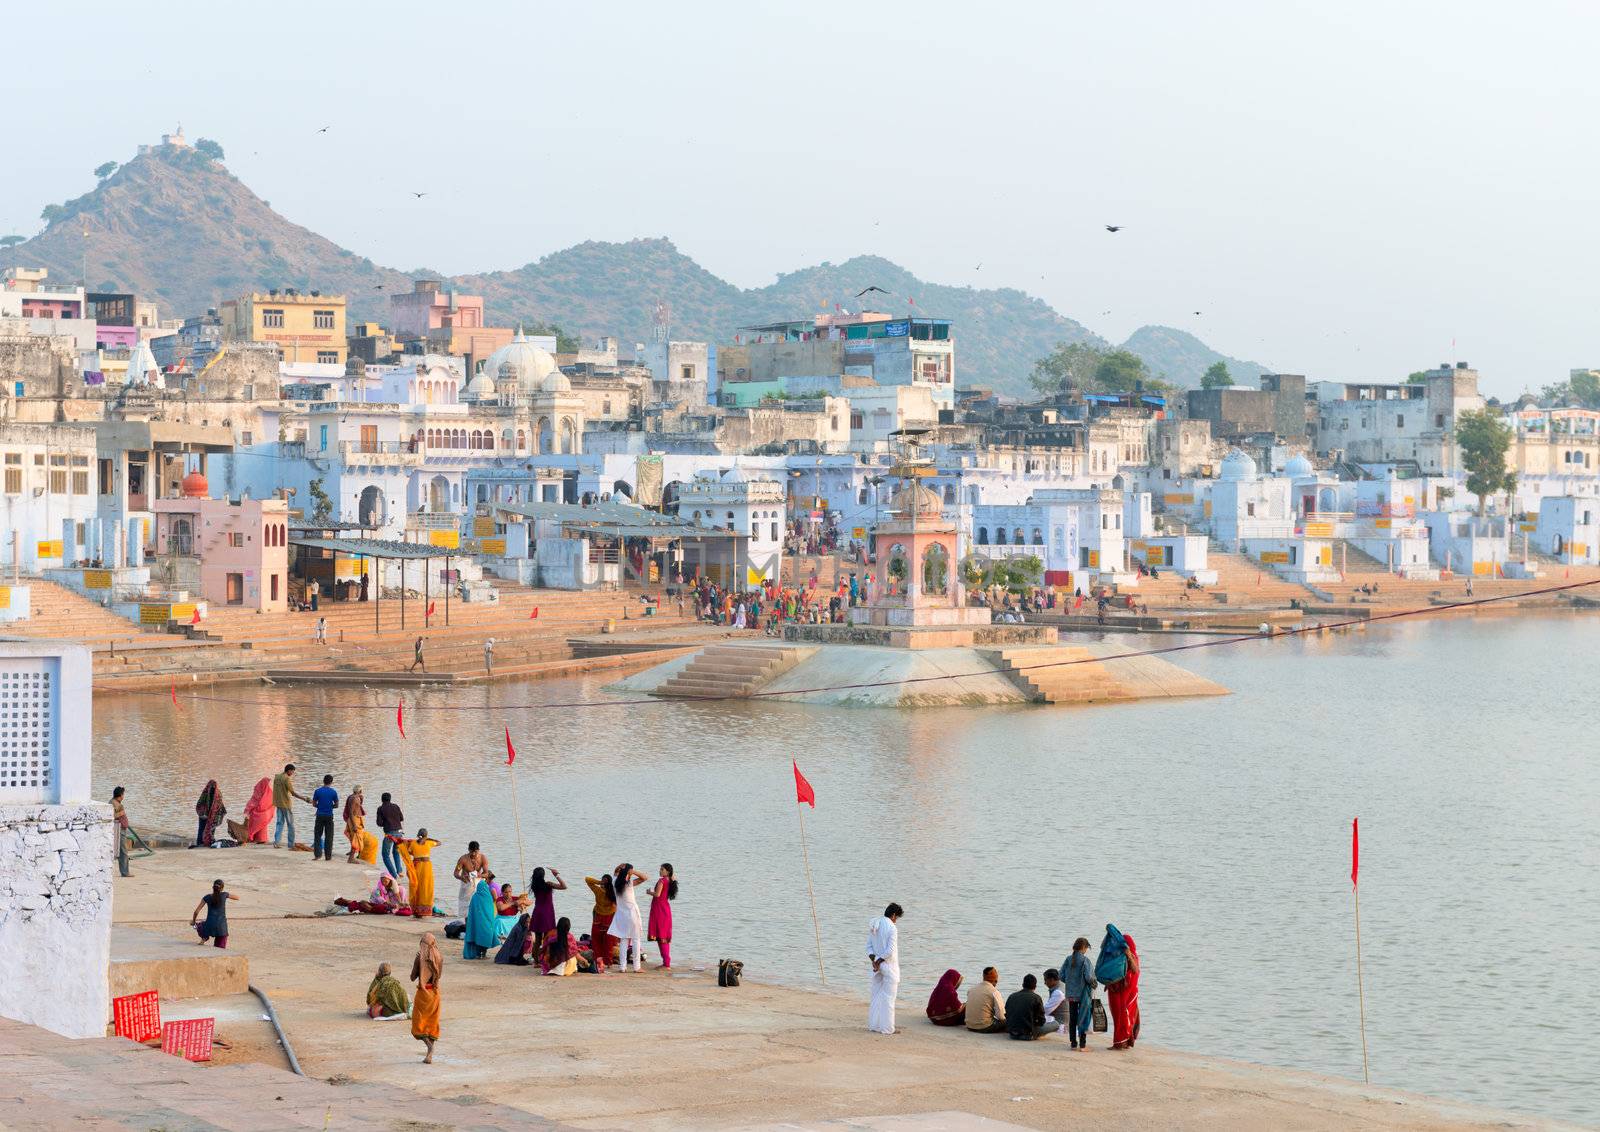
left=93, top=616, right=1600, bottom=1125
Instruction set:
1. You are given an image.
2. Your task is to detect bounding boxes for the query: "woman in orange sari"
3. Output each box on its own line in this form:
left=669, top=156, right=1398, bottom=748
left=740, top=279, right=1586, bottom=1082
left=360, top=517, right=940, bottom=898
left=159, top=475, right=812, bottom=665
left=243, top=777, right=273, bottom=843
left=394, top=829, right=440, bottom=917
left=409, top=933, right=442, bottom=1063
left=342, top=785, right=366, bottom=863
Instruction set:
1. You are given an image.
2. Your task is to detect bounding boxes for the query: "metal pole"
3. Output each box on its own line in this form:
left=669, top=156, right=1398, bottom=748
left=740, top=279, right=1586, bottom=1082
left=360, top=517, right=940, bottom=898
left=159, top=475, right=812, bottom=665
left=400, top=558, right=405, bottom=632
left=374, top=556, right=380, bottom=635
left=1354, top=881, right=1370, bottom=1083
left=424, top=557, right=430, bottom=628
left=445, top=555, right=451, bottom=625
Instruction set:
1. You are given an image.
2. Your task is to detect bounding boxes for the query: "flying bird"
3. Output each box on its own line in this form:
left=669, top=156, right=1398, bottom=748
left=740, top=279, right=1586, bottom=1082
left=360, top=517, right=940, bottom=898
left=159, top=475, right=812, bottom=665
left=856, top=286, right=892, bottom=298
left=317, top=126, right=330, bottom=134
left=1193, top=310, right=1203, bottom=315
left=975, top=263, right=983, bottom=271
left=1105, top=225, right=1123, bottom=233
left=411, top=191, right=427, bottom=199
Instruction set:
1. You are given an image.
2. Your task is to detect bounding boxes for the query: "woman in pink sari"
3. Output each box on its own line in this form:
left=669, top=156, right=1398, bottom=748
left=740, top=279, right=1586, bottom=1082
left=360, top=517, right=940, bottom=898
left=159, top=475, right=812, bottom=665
left=647, top=863, right=677, bottom=969
left=243, top=777, right=273, bottom=844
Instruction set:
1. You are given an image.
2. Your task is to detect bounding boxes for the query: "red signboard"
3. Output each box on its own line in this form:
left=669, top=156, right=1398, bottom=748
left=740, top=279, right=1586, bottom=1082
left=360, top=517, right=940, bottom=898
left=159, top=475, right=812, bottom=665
left=161, top=1017, right=215, bottom=1062
left=112, top=990, right=161, bottom=1043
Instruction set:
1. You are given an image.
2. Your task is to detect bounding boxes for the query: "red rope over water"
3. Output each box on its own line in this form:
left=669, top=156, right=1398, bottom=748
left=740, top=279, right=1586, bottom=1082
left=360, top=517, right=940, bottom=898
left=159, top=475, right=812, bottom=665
left=129, top=577, right=1600, bottom=711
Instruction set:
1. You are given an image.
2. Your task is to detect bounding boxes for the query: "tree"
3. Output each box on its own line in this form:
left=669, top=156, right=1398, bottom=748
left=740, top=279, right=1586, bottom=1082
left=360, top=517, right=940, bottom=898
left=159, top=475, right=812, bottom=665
left=1201, top=361, right=1232, bottom=389
left=93, top=161, right=118, bottom=180
left=308, top=477, right=334, bottom=525
left=194, top=138, right=225, bottom=161
left=0, top=235, right=23, bottom=249
left=39, top=204, right=64, bottom=225
left=1404, top=370, right=1430, bottom=384
left=1029, top=341, right=1103, bottom=395
left=1454, top=409, right=1514, bottom=516
left=1092, top=348, right=1152, bottom=392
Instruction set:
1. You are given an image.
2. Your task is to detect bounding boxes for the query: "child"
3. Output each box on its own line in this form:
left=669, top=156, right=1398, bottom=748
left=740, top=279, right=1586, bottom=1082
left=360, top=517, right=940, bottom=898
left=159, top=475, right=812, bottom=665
left=191, top=879, right=238, bottom=948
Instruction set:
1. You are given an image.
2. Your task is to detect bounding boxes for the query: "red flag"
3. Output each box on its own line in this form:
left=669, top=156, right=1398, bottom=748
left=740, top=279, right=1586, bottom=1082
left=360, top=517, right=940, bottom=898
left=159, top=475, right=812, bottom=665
left=170, top=681, right=178, bottom=707
left=505, top=726, right=516, bottom=766
left=191, top=608, right=201, bottom=625
left=908, top=295, right=916, bottom=307
left=1351, top=817, right=1359, bottom=887
left=397, top=700, right=405, bottom=739
left=529, top=605, right=539, bottom=620
left=426, top=601, right=435, bottom=620
left=792, top=760, right=815, bottom=807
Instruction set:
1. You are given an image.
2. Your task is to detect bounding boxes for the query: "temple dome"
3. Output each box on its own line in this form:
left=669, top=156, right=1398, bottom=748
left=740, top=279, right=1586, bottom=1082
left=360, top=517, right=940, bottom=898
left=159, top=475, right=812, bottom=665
left=484, top=331, right=564, bottom=395
left=1284, top=453, right=1314, bottom=478
left=889, top=479, right=944, bottom=519
left=1219, top=448, right=1258, bottom=481
left=181, top=470, right=209, bottom=498
left=463, top=370, right=497, bottom=400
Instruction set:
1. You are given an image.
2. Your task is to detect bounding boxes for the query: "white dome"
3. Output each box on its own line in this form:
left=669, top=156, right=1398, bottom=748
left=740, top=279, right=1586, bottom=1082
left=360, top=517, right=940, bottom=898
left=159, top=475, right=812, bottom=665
left=463, top=370, right=496, bottom=399
left=1219, top=448, right=1258, bottom=481
left=484, top=331, right=559, bottom=395
left=1284, top=453, right=1314, bottom=478
left=126, top=340, right=161, bottom=388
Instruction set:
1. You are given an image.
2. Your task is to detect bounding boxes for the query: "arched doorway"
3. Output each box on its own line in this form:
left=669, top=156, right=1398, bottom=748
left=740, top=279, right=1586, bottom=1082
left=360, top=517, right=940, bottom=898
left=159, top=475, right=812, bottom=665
left=559, top=417, right=577, bottom=454
left=429, top=475, right=449, bottom=511
left=171, top=517, right=192, bottom=556
left=358, top=485, right=385, bottom=527
left=612, top=480, right=633, bottom=500
left=537, top=417, right=553, bottom=454
left=922, top=543, right=949, bottom=596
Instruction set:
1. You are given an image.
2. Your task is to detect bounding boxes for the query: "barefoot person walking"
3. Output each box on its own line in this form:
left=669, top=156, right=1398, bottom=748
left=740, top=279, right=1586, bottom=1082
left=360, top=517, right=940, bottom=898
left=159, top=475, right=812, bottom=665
left=866, top=902, right=903, bottom=1035
left=410, top=933, right=443, bottom=1064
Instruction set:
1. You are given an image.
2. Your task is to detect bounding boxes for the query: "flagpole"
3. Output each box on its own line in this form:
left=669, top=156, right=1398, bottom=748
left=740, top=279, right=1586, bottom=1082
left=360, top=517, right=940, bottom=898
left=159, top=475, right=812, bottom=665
left=508, top=759, right=527, bottom=884
left=796, top=803, right=825, bottom=984
left=1354, top=882, right=1370, bottom=1084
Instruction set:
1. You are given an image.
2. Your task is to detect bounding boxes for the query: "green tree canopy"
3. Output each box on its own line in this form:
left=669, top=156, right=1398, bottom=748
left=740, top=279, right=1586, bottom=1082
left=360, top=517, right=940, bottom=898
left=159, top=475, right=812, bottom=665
left=1454, top=409, right=1514, bottom=516
left=93, top=161, right=118, bottom=180
left=1029, top=341, right=1102, bottom=395
left=521, top=320, right=579, bottom=354
left=1201, top=361, right=1232, bottom=389
left=1092, top=348, right=1154, bottom=392
left=1404, top=370, right=1430, bottom=384
left=39, top=204, right=64, bottom=225
left=194, top=138, right=225, bottom=161
left=0, top=235, right=23, bottom=249
left=1539, top=371, right=1600, bottom=409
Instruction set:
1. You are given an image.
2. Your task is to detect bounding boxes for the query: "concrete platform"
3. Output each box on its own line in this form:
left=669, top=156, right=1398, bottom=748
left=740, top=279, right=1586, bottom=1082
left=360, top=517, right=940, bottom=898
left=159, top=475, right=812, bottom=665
left=613, top=639, right=1227, bottom=707
left=784, top=620, right=1057, bottom=648
left=109, top=924, right=249, bottom=1006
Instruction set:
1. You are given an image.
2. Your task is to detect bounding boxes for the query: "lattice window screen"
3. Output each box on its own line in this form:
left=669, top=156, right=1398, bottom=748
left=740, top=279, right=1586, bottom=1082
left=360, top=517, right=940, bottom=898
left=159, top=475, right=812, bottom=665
left=0, top=659, right=58, bottom=803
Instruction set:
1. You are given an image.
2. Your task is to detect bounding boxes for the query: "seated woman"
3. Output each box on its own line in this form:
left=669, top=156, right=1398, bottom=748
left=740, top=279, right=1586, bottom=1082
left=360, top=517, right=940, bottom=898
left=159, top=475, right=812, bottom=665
left=366, top=962, right=410, bottom=1018
left=492, top=877, right=527, bottom=941
left=495, top=913, right=533, bottom=965
left=336, top=872, right=409, bottom=915
left=541, top=916, right=580, bottom=976
left=926, top=969, right=966, bottom=1026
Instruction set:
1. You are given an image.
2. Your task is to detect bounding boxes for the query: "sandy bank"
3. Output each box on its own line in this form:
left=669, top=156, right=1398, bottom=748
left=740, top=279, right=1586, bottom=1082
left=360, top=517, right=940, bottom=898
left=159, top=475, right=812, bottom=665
left=105, top=847, right=1573, bottom=1131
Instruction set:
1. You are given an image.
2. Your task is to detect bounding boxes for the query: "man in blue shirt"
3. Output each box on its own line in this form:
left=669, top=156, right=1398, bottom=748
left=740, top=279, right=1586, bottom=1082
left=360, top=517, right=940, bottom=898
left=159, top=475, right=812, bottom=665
left=311, top=775, right=339, bottom=861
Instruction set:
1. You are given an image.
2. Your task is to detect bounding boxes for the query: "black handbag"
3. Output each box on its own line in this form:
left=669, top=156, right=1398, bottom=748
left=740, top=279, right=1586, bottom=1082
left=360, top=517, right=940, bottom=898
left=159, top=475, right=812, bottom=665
left=718, top=958, right=744, bottom=987
left=1091, top=997, right=1108, bottom=1033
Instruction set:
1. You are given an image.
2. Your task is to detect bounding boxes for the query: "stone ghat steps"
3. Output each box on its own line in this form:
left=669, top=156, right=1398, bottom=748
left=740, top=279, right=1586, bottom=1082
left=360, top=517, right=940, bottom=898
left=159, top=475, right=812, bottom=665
left=3, top=580, right=157, bottom=644
left=651, top=642, right=814, bottom=698
left=1203, top=552, right=1323, bottom=606
left=0, top=1017, right=562, bottom=1130
left=983, top=646, right=1130, bottom=704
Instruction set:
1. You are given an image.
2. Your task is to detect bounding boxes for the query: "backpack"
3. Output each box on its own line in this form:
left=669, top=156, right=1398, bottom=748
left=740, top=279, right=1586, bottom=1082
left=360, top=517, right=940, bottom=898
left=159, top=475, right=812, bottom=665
left=718, top=958, right=744, bottom=987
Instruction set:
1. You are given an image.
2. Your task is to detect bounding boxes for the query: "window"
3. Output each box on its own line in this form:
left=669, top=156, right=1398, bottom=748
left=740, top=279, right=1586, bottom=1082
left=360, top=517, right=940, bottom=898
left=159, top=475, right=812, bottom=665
left=603, top=399, right=612, bottom=415
left=49, top=456, right=66, bottom=495
left=228, top=532, right=244, bottom=548
left=680, top=364, right=695, bottom=381
left=72, top=471, right=88, bottom=495
left=317, top=351, right=338, bottom=364
left=3, top=454, right=19, bottom=494
left=313, top=310, right=336, bottom=330
left=1396, top=414, right=1405, bottom=429
left=242, top=384, right=255, bottom=401
left=270, top=574, right=279, bottom=602
left=241, top=431, right=253, bottom=446
left=262, top=308, right=285, bottom=328
left=850, top=411, right=864, bottom=430
left=1435, top=413, right=1445, bottom=428
left=320, top=424, right=329, bottom=449
left=98, top=458, right=113, bottom=494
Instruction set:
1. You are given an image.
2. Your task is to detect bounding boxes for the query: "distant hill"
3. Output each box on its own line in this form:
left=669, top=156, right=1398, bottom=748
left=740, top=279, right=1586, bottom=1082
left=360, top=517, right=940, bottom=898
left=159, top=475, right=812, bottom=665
left=9, top=145, right=1273, bottom=394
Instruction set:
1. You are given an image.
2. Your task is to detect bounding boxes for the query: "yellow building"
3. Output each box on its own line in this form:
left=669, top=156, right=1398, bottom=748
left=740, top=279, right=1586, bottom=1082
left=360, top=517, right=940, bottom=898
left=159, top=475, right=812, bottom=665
left=219, top=288, right=347, bottom=364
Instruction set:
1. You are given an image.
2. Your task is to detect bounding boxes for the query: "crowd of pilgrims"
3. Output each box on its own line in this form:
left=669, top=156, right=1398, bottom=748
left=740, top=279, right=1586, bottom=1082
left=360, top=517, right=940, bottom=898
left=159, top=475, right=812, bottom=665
left=171, top=772, right=679, bottom=1064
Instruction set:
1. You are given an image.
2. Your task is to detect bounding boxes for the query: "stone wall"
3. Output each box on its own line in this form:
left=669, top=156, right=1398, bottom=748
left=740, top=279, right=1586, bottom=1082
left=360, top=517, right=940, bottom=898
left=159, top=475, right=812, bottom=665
left=0, top=804, right=114, bottom=1038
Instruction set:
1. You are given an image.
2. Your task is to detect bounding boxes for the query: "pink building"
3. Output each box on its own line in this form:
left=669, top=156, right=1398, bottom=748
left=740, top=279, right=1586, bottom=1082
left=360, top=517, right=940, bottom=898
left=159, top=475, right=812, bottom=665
left=390, top=279, right=485, bottom=337
left=152, top=471, right=289, bottom=612
left=95, top=325, right=139, bottom=350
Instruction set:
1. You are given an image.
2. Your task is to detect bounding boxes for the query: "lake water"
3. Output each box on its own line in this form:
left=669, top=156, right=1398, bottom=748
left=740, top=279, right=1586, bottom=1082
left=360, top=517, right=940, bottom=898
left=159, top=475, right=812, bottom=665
left=93, top=614, right=1600, bottom=1125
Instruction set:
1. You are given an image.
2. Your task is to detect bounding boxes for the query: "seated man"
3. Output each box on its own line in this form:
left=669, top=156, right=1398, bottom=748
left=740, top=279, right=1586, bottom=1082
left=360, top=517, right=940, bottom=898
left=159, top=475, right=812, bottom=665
left=1006, top=973, right=1051, bottom=1040
left=964, top=966, right=1008, bottom=1034
left=1041, top=968, right=1067, bottom=1033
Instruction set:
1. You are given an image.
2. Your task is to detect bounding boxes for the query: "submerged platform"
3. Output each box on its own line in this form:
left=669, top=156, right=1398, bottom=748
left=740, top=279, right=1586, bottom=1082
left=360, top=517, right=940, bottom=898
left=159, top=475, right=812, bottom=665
left=612, top=639, right=1227, bottom=708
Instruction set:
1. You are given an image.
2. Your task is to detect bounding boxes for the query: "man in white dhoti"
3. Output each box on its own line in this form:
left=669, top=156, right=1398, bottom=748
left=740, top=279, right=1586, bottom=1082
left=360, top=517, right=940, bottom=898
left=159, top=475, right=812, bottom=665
left=866, top=902, right=903, bottom=1034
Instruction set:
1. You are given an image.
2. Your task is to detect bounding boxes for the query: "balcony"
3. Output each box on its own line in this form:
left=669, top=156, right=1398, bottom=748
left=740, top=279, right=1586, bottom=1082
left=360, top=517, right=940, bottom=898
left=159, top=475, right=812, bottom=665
left=337, top=440, right=423, bottom=467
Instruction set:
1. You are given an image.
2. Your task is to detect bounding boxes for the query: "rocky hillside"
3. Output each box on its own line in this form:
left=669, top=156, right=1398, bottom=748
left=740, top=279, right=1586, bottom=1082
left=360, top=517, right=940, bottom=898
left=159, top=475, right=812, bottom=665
left=10, top=145, right=1272, bottom=394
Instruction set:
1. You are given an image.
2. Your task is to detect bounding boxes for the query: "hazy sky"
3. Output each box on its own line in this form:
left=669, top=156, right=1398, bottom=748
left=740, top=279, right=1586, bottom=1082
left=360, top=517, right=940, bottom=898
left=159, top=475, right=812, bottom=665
left=5, top=0, right=1596, bottom=397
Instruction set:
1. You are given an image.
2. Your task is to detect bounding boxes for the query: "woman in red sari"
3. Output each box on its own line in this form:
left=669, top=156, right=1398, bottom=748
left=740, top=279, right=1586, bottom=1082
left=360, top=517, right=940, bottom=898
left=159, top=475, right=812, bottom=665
left=243, top=777, right=273, bottom=843
left=924, top=969, right=966, bottom=1026
left=1107, top=934, right=1141, bottom=1049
